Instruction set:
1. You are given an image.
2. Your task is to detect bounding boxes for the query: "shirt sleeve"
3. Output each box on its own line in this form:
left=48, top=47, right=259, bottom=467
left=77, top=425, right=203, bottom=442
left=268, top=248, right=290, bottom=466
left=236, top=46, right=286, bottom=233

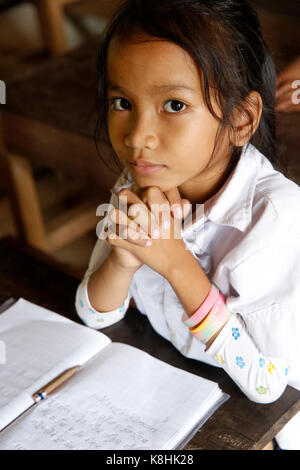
left=205, top=236, right=300, bottom=402
left=75, top=276, right=131, bottom=329
left=206, top=312, right=289, bottom=403
left=225, top=236, right=300, bottom=362
left=75, top=169, right=133, bottom=329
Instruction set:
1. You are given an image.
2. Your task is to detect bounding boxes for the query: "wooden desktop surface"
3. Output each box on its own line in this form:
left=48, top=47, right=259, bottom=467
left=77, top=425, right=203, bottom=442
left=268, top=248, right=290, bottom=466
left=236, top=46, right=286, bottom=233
left=0, top=236, right=299, bottom=450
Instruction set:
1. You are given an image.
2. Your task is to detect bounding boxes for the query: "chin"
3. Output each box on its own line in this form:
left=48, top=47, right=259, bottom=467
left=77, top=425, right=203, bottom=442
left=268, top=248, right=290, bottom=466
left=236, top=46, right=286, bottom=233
left=130, top=170, right=180, bottom=194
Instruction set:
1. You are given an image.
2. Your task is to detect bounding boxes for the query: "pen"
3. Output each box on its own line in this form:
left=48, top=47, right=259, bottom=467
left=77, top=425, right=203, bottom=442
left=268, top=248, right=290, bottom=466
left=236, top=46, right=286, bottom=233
left=0, top=365, right=81, bottom=433
left=32, top=365, right=80, bottom=402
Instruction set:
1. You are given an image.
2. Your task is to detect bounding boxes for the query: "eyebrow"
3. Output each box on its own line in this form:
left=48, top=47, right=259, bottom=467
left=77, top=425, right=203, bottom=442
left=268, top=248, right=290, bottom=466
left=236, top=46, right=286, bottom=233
left=107, top=82, right=196, bottom=94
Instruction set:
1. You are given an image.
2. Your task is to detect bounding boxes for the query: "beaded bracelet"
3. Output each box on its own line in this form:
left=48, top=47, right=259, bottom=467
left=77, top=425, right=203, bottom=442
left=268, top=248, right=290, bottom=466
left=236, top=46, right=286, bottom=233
left=182, top=283, right=219, bottom=328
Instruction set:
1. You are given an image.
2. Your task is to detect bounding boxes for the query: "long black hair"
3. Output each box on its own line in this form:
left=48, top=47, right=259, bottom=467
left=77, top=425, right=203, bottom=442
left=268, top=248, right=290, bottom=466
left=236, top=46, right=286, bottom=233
left=95, top=0, right=281, bottom=176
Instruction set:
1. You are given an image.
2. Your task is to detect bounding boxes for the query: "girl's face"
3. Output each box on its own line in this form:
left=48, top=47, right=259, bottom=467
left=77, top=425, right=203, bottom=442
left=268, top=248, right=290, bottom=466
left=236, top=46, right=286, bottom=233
left=107, top=34, right=233, bottom=204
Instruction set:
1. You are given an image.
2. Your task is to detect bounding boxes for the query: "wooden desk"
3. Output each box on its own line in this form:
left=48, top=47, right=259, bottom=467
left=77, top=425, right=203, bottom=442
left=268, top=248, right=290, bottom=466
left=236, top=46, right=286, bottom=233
left=1, top=236, right=299, bottom=450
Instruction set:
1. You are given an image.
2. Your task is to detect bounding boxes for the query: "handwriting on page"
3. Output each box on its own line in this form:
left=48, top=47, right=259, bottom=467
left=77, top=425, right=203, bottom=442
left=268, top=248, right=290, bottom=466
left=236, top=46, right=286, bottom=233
left=0, top=343, right=220, bottom=450
left=2, top=392, right=170, bottom=450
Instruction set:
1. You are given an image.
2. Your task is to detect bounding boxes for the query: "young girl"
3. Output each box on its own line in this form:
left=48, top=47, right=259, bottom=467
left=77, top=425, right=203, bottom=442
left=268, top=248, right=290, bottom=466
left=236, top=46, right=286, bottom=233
left=75, top=0, right=300, bottom=449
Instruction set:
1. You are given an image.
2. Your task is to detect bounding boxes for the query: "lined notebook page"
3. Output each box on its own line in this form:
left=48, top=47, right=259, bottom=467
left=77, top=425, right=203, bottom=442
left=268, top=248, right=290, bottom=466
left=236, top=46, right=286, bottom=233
left=0, top=343, right=225, bottom=450
left=0, top=298, right=111, bottom=431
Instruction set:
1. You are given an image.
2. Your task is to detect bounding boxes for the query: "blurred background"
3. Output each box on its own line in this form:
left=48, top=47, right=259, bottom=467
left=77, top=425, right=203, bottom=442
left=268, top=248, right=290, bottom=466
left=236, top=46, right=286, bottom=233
left=0, top=0, right=299, bottom=279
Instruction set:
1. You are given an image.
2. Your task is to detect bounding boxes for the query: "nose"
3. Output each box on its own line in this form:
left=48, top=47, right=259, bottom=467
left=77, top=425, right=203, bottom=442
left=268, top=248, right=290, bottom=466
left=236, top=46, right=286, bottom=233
left=124, top=112, right=159, bottom=150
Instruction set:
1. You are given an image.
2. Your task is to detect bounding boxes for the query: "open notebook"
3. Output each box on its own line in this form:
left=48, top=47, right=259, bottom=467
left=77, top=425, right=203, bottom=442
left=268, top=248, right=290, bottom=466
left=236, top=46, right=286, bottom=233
left=0, top=298, right=228, bottom=450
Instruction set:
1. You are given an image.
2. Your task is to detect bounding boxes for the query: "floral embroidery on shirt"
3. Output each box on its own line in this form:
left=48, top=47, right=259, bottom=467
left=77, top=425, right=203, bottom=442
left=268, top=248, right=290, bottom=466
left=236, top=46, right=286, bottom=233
left=235, top=356, right=245, bottom=369
left=119, top=304, right=125, bottom=313
left=232, top=328, right=240, bottom=340
left=268, top=362, right=275, bottom=374
left=285, top=367, right=289, bottom=376
left=79, top=300, right=84, bottom=308
left=256, top=386, right=268, bottom=395
left=96, top=318, right=104, bottom=322
left=259, top=358, right=265, bottom=368
left=88, top=307, right=96, bottom=314
left=216, top=354, right=225, bottom=365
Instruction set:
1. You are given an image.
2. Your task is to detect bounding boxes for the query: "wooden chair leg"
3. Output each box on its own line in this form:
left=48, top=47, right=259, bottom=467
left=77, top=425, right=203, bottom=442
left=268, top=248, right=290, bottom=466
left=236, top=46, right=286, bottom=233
left=36, top=0, right=68, bottom=56
left=0, top=117, right=48, bottom=251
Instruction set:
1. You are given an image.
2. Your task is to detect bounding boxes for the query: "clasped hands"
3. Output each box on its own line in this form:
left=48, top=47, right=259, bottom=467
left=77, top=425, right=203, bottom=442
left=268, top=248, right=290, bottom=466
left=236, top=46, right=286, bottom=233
left=107, top=186, right=192, bottom=276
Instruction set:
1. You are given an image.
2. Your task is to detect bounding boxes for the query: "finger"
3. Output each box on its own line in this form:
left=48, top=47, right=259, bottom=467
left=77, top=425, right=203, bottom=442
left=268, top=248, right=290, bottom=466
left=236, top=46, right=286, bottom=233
left=107, top=227, right=152, bottom=249
left=140, top=187, right=171, bottom=235
left=108, top=208, right=152, bottom=246
left=164, top=188, right=192, bottom=220
left=107, top=223, right=152, bottom=246
left=163, top=187, right=185, bottom=219
left=128, top=202, right=159, bottom=238
left=117, top=188, right=146, bottom=218
left=117, top=188, right=145, bottom=207
left=117, top=188, right=160, bottom=238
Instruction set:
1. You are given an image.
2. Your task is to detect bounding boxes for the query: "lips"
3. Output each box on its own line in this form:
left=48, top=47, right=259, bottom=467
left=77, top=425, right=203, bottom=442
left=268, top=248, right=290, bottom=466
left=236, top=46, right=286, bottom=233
left=130, top=160, right=163, bottom=167
left=129, top=160, right=166, bottom=175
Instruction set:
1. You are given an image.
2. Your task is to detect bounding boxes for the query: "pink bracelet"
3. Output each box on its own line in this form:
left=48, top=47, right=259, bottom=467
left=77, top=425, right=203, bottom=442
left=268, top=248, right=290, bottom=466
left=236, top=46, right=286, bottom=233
left=182, top=283, right=219, bottom=328
left=190, top=297, right=231, bottom=344
left=189, top=292, right=225, bottom=333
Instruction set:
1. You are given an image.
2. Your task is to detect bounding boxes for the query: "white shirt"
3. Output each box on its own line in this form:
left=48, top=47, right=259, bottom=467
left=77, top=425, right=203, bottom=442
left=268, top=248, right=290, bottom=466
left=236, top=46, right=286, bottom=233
left=75, top=143, right=300, bottom=447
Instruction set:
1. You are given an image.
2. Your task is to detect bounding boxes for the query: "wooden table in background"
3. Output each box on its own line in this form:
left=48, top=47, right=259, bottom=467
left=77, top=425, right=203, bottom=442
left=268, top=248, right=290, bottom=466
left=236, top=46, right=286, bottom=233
left=2, top=37, right=116, bottom=189
left=1, top=236, right=300, bottom=450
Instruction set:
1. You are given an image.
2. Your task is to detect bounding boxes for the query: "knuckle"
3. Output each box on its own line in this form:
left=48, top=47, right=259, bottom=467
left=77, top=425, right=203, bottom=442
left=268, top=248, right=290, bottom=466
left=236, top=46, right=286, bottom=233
left=143, top=186, right=160, bottom=198
left=118, top=188, right=130, bottom=197
left=107, top=233, right=116, bottom=244
left=158, top=203, right=171, bottom=218
left=108, top=208, right=116, bottom=221
left=128, top=203, right=143, bottom=217
left=171, top=204, right=183, bottom=218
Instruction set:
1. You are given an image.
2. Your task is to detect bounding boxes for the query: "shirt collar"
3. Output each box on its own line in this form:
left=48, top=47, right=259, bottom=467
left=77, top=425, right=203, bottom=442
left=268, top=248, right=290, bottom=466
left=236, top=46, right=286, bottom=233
left=201, top=143, right=261, bottom=232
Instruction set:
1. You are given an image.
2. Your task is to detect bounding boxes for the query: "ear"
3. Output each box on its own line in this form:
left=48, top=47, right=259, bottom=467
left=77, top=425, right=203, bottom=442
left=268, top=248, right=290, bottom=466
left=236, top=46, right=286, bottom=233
left=229, top=91, right=263, bottom=147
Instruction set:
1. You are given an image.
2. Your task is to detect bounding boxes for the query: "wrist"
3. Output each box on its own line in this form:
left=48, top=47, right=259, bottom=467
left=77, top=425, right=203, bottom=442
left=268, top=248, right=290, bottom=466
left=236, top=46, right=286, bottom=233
left=108, top=249, right=140, bottom=275
left=165, top=244, right=205, bottom=286
left=161, top=239, right=191, bottom=280
left=164, top=246, right=212, bottom=317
